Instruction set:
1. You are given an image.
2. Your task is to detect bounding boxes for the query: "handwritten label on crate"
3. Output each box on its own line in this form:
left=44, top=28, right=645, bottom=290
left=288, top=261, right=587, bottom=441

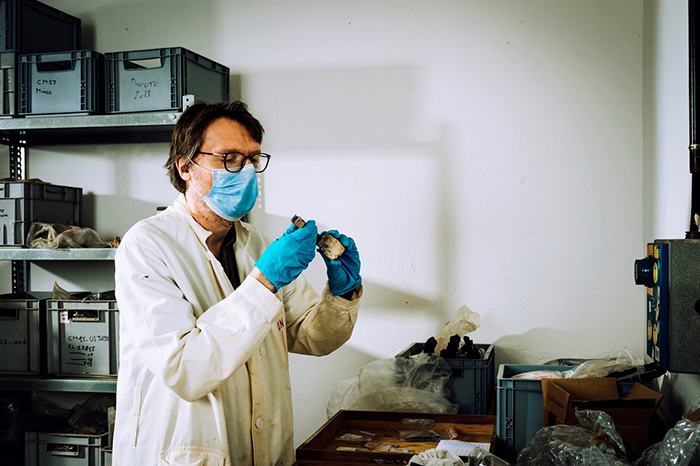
left=0, top=338, right=27, bottom=345
left=32, top=74, right=81, bottom=113
left=131, top=77, right=158, bottom=100
left=59, top=310, right=112, bottom=372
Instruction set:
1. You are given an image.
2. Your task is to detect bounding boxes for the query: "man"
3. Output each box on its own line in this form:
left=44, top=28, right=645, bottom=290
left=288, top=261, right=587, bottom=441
left=112, top=101, right=362, bottom=465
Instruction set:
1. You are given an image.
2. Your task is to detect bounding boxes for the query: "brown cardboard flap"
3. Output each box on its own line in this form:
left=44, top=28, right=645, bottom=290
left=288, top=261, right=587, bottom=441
left=628, top=383, right=663, bottom=408
left=542, top=379, right=572, bottom=425
left=550, top=378, right=619, bottom=401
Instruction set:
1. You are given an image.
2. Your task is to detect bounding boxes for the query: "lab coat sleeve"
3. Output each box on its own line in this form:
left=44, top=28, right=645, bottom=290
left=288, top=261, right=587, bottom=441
left=115, top=240, right=282, bottom=402
left=281, top=273, right=362, bottom=356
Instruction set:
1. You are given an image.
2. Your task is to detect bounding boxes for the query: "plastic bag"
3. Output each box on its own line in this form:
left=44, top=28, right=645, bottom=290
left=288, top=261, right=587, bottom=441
left=407, top=448, right=465, bottom=466
left=562, top=347, right=643, bottom=380
left=433, top=305, right=481, bottom=354
left=327, top=352, right=458, bottom=417
left=632, top=418, right=700, bottom=466
left=517, top=409, right=629, bottom=466
left=67, top=393, right=116, bottom=435
left=27, top=223, right=110, bottom=249
left=468, top=447, right=511, bottom=466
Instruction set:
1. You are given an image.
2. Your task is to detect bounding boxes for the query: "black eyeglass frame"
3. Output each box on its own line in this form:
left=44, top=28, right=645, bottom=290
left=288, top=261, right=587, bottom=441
left=195, top=151, right=271, bottom=173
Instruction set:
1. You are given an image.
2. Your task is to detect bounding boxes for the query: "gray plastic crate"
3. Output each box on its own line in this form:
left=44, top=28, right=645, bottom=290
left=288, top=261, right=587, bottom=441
left=105, top=47, right=229, bottom=113
left=46, top=299, right=119, bottom=376
left=0, top=292, right=50, bottom=374
left=396, top=342, right=495, bottom=414
left=0, top=0, right=81, bottom=53
left=19, top=50, right=103, bottom=115
left=496, top=364, right=571, bottom=459
left=25, top=432, right=106, bottom=466
left=0, top=51, right=16, bottom=116
left=0, top=181, right=82, bottom=247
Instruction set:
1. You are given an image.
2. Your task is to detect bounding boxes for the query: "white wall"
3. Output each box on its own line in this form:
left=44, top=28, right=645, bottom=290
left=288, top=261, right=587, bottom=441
left=643, top=0, right=700, bottom=423
left=10, top=0, right=645, bottom=447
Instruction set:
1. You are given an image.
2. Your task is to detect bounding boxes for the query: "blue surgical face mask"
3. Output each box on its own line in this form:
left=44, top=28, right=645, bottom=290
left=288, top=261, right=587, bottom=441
left=190, top=162, right=258, bottom=221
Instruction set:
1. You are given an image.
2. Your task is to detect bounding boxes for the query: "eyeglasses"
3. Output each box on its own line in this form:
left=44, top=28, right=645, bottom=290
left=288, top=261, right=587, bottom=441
left=195, top=151, right=271, bottom=173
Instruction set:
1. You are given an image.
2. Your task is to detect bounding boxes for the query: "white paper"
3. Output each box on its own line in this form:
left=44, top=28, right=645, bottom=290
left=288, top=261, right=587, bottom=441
left=436, top=439, right=490, bottom=456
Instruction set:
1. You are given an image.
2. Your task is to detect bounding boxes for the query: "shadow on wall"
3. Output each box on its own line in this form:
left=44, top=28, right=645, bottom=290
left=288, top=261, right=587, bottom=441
left=245, top=64, right=458, bottom=315
left=494, top=327, right=597, bottom=369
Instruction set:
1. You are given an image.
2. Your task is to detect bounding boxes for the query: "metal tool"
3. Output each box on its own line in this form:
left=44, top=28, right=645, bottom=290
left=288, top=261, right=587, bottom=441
left=291, top=214, right=345, bottom=260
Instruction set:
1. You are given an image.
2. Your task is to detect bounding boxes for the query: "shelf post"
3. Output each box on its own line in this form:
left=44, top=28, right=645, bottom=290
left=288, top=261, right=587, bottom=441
left=9, top=142, right=28, bottom=292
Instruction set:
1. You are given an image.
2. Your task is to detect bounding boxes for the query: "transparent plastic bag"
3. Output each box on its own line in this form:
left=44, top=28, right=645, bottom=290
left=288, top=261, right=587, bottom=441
left=67, top=393, right=116, bottom=435
left=632, top=418, right=700, bottom=466
left=468, top=447, right=511, bottom=466
left=327, top=352, right=458, bottom=417
left=562, top=347, right=643, bottom=380
left=27, top=223, right=110, bottom=249
left=433, top=305, right=481, bottom=354
left=517, top=410, right=629, bottom=466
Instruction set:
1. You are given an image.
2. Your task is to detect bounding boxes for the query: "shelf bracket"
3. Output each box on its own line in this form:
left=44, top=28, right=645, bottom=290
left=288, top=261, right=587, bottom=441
left=11, top=260, right=28, bottom=293
left=9, top=143, right=25, bottom=179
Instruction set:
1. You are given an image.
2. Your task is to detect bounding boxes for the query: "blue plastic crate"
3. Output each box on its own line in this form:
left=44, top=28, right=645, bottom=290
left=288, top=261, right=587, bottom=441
left=496, top=364, right=570, bottom=459
left=395, top=342, right=495, bottom=415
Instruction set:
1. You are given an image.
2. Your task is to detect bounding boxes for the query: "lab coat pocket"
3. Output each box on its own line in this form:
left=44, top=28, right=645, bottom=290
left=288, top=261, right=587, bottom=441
left=158, top=447, right=226, bottom=466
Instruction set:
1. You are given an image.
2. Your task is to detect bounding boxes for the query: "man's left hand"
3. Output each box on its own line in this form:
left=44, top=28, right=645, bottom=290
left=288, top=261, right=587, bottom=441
left=321, top=230, right=361, bottom=296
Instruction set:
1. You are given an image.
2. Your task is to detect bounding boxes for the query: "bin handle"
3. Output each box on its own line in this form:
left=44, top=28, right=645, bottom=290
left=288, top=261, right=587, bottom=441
left=123, top=57, right=163, bottom=70
left=35, top=60, right=75, bottom=73
left=68, top=309, right=100, bottom=322
left=47, top=443, right=79, bottom=456
left=0, top=309, right=18, bottom=320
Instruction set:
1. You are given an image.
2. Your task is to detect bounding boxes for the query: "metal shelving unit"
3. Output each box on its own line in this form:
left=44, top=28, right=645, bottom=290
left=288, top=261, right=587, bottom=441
left=0, top=107, right=183, bottom=393
left=0, top=375, right=117, bottom=393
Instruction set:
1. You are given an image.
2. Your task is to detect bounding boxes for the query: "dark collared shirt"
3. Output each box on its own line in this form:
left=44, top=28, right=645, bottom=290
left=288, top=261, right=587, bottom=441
left=220, top=226, right=241, bottom=289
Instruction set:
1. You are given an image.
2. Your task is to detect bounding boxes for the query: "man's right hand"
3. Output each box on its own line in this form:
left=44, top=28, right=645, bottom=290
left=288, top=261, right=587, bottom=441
left=254, top=220, right=318, bottom=291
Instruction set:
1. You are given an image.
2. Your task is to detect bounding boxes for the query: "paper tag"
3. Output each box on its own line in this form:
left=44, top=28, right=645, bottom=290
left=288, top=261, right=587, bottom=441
left=59, top=311, right=69, bottom=324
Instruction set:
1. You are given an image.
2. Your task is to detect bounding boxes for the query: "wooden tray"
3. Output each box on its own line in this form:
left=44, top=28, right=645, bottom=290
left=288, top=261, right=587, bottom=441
left=296, top=410, right=496, bottom=463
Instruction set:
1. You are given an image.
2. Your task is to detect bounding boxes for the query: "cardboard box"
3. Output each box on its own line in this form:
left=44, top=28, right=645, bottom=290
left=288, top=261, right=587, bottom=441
left=542, top=378, right=662, bottom=460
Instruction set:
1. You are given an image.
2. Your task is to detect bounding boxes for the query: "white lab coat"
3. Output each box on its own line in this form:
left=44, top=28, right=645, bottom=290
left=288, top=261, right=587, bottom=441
left=112, top=195, right=361, bottom=466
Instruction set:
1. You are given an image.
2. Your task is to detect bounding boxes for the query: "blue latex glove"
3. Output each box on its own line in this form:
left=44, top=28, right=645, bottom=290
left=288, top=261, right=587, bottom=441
left=255, top=220, right=318, bottom=291
left=321, top=230, right=362, bottom=296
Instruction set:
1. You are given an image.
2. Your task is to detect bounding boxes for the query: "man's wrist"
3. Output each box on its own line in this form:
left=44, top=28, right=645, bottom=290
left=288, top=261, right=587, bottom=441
left=251, top=267, right=276, bottom=293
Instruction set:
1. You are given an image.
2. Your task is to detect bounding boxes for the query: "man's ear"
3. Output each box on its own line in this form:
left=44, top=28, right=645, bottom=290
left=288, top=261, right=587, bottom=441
left=176, top=157, right=192, bottom=182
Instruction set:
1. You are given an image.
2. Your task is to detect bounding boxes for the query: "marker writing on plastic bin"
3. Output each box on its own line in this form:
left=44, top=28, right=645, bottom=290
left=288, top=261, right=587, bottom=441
left=0, top=338, right=27, bottom=345
left=0, top=209, right=7, bottom=218
left=131, top=78, right=159, bottom=88
left=36, top=79, right=57, bottom=86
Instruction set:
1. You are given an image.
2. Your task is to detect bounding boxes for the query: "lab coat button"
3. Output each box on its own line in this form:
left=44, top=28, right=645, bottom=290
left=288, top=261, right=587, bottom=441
left=217, top=310, right=225, bottom=318
left=260, top=347, right=266, bottom=356
left=255, top=418, right=263, bottom=428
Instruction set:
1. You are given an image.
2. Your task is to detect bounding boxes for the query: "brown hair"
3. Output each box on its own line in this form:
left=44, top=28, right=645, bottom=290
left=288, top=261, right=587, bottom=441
left=165, top=101, right=265, bottom=193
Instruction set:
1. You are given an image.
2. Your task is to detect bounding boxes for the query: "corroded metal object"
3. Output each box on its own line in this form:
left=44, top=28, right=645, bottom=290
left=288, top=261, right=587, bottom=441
left=291, top=214, right=345, bottom=260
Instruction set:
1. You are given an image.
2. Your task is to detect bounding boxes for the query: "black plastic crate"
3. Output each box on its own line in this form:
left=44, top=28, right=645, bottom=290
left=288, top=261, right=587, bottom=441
left=0, top=0, right=81, bottom=53
left=0, top=181, right=82, bottom=247
left=105, top=47, right=229, bottom=113
left=0, top=51, right=16, bottom=115
left=19, top=50, right=103, bottom=115
left=396, top=342, right=495, bottom=415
